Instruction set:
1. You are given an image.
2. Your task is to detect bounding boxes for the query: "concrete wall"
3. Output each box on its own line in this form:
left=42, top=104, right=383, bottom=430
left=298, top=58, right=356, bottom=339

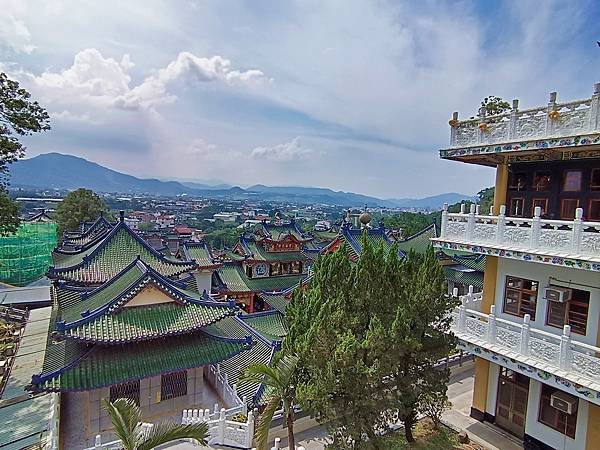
left=494, top=258, right=600, bottom=346
left=485, top=362, right=500, bottom=418
left=193, top=271, right=213, bottom=294
left=524, top=379, right=589, bottom=450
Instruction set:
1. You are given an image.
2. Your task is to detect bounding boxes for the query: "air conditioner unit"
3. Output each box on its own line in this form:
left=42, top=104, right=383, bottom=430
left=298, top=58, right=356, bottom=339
left=544, top=287, right=572, bottom=303
left=550, top=391, right=578, bottom=415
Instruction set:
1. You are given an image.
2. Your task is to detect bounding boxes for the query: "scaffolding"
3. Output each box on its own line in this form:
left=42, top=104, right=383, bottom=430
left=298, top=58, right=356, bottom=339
left=0, top=221, right=57, bottom=286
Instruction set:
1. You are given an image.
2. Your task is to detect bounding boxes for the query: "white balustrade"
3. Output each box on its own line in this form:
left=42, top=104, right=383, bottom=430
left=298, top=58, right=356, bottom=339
left=439, top=204, right=600, bottom=262
left=183, top=406, right=256, bottom=449
left=204, top=364, right=246, bottom=416
left=451, top=304, right=600, bottom=384
left=449, top=83, right=600, bottom=147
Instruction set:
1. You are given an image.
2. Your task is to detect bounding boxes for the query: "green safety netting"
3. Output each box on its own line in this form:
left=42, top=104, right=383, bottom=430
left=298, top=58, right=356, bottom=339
left=0, top=221, right=57, bottom=286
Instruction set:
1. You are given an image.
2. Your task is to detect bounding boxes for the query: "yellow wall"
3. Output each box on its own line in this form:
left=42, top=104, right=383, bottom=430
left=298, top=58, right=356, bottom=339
left=472, top=358, right=490, bottom=414
left=586, top=403, right=600, bottom=450
left=493, top=163, right=508, bottom=215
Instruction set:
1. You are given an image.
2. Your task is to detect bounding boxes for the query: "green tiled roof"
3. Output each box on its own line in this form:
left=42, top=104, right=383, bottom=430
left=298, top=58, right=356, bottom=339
left=63, top=216, right=113, bottom=248
left=244, top=239, right=306, bottom=263
left=65, top=302, right=233, bottom=343
left=182, top=242, right=219, bottom=268
left=34, top=331, right=249, bottom=392
left=240, top=311, right=288, bottom=342
left=261, top=292, right=291, bottom=313
left=395, top=223, right=437, bottom=255
left=260, top=221, right=311, bottom=242
left=443, top=266, right=484, bottom=288
left=216, top=264, right=306, bottom=293
left=50, top=222, right=196, bottom=284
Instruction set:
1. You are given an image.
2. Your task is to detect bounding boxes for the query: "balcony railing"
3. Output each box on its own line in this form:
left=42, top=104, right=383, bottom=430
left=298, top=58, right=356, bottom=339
left=450, top=295, right=600, bottom=386
left=448, top=83, right=600, bottom=148
left=437, top=204, right=600, bottom=266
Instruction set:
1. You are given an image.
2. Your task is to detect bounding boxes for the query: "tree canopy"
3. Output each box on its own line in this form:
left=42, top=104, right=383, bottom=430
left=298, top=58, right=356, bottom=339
left=0, top=72, right=51, bottom=234
left=54, top=188, right=108, bottom=235
left=285, top=235, right=456, bottom=448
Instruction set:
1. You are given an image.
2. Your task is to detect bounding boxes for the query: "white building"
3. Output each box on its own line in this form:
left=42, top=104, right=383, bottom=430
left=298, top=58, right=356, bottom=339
left=433, top=83, right=600, bottom=450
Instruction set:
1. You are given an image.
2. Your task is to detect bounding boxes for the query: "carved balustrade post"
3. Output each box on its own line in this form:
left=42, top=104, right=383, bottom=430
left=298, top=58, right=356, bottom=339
left=458, top=298, right=467, bottom=333
left=246, top=410, right=255, bottom=448
left=590, top=82, right=600, bottom=132
left=94, top=435, right=102, bottom=450
left=509, top=99, right=519, bottom=139
left=460, top=203, right=466, bottom=214
left=496, top=205, right=506, bottom=245
left=242, top=396, right=248, bottom=415
left=475, top=204, right=481, bottom=215
left=520, top=314, right=531, bottom=356
left=440, top=203, right=449, bottom=238
left=450, top=111, right=458, bottom=145
left=273, top=437, right=281, bottom=449
left=214, top=403, right=219, bottom=414
left=466, top=204, right=476, bottom=241
left=218, top=408, right=227, bottom=445
left=559, top=325, right=572, bottom=371
left=476, top=106, right=487, bottom=143
left=487, top=305, right=497, bottom=345
left=572, top=208, right=583, bottom=254
left=546, top=92, right=557, bottom=136
left=530, top=206, right=541, bottom=250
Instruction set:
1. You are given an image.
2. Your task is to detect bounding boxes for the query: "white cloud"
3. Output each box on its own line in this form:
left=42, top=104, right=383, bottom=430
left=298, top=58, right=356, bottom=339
left=251, top=137, right=314, bottom=162
left=0, top=14, right=35, bottom=54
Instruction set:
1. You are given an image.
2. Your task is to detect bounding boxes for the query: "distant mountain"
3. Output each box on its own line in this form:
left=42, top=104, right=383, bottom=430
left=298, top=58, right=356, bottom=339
left=9, top=153, right=476, bottom=208
left=10, top=153, right=195, bottom=196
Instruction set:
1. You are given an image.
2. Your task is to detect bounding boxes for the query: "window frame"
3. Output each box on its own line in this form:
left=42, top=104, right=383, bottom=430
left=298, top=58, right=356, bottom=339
left=160, top=370, right=188, bottom=401
left=503, top=276, right=538, bottom=320
left=538, top=384, right=577, bottom=439
left=509, top=197, right=525, bottom=217
left=110, top=380, right=140, bottom=405
left=545, top=288, right=590, bottom=335
left=533, top=171, right=552, bottom=192
left=589, top=199, right=600, bottom=221
left=561, top=169, right=583, bottom=193
left=560, top=199, right=580, bottom=220
left=590, top=168, right=600, bottom=191
left=532, top=198, right=549, bottom=217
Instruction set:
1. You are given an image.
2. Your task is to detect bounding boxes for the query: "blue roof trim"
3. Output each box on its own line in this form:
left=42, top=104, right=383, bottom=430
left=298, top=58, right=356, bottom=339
left=234, top=315, right=275, bottom=347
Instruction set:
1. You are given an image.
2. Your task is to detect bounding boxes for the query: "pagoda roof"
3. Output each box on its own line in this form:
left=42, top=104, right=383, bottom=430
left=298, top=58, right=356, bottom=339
left=443, top=265, right=484, bottom=289
left=181, top=241, right=222, bottom=269
left=238, top=311, right=288, bottom=342
left=259, top=281, right=303, bottom=313
left=49, top=219, right=196, bottom=284
left=214, top=263, right=307, bottom=293
left=325, top=223, right=405, bottom=261
left=236, top=236, right=308, bottom=263
left=61, top=215, right=114, bottom=249
left=27, top=210, right=54, bottom=223
left=52, top=259, right=236, bottom=343
left=253, top=220, right=312, bottom=243
left=394, top=223, right=438, bottom=255
left=31, top=330, right=250, bottom=392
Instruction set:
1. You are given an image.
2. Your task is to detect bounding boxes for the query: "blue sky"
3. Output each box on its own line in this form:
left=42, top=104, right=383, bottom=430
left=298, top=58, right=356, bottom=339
left=1, top=0, right=599, bottom=198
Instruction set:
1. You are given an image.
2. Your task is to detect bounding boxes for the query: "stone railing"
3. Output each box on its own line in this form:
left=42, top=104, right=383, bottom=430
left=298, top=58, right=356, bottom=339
left=86, top=424, right=153, bottom=450
left=205, top=364, right=247, bottom=416
left=451, top=301, right=600, bottom=384
left=448, top=83, right=600, bottom=148
left=439, top=204, right=600, bottom=261
left=183, top=408, right=255, bottom=449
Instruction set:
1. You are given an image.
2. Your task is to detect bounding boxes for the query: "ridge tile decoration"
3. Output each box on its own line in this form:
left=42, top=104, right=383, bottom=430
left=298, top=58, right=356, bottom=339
left=441, top=83, right=600, bottom=164
left=434, top=204, right=600, bottom=271
left=450, top=298, right=600, bottom=405
left=61, top=215, right=114, bottom=250
left=49, top=220, right=197, bottom=284
left=181, top=241, right=222, bottom=269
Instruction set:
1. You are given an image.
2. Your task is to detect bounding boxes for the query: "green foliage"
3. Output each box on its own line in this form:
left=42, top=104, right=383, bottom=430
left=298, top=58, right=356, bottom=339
left=54, top=188, right=108, bottom=235
left=0, top=72, right=51, bottom=234
left=378, top=212, right=433, bottom=237
left=203, top=225, right=241, bottom=249
left=286, top=236, right=456, bottom=448
left=242, top=354, right=300, bottom=450
left=102, top=398, right=207, bottom=450
left=481, top=96, right=511, bottom=116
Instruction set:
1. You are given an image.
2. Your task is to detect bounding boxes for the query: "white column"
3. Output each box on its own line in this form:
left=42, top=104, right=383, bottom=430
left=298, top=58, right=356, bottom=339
left=508, top=99, right=519, bottom=139
left=530, top=206, right=541, bottom=249
left=559, top=325, right=572, bottom=371
left=572, top=208, right=583, bottom=254
left=450, top=112, right=458, bottom=146
left=589, top=82, right=600, bottom=131
left=440, top=203, right=449, bottom=238
left=487, top=305, right=497, bottom=345
left=520, top=314, right=531, bottom=356
left=545, top=91, right=557, bottom=136
left=458, top=298, right=467, bottom=333
left=496, top=205, right=506, bottom=245
left=246, top=410, right=255, bottom=448
left=218, top=408, right=226, bottom=445
left=466, top=204, right=476, bottom=241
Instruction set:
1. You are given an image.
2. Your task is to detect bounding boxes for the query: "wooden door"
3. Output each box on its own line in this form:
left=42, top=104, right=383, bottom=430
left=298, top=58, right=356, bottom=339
left=496, top=369, right=529, bottom=438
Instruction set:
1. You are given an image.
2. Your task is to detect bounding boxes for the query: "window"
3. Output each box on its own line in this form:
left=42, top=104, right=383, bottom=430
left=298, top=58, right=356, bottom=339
left=110, top=380, right=140, bottom=405
left=590, top=168, right=600, bottom=191
left=533, top=172, right=551, bottom=192
left=532, top=198, right=548, bottom=217
left=560, top=199, right=580, bottom=219
left=509, top=173, right=527, bottom=191
left=538, top=384, right=577, bottom=438
left=546, top=288, right=590, bottom=335
left=503, top=276, right=538, bottom=319
left=161, top=370, right=187, bottom=401
left=562, top=170, right=582, bottom=192
left=589, top=200, right=600, bottom=221
left=509, top=198, right=525, bottom=217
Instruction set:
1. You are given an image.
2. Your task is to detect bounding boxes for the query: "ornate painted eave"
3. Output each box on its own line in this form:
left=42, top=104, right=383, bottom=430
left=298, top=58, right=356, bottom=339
left=440, top=83, right=600, bottom=166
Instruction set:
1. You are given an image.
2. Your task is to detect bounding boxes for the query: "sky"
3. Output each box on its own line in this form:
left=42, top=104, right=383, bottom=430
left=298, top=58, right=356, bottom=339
left=1, top=0, right=599, bottom=199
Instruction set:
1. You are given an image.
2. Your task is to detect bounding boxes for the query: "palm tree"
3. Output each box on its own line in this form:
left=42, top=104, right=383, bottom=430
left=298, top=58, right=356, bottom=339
left=241, top=354, right=299, bottom=450
left=102, top=398, right=208, bottom=450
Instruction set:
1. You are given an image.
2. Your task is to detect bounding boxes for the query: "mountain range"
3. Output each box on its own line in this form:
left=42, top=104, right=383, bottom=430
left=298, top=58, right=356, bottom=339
left=9, top=153, right=475, bottom=209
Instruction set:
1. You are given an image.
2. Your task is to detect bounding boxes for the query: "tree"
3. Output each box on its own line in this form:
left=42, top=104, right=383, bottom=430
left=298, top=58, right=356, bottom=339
left=102, top=398, right=208, bottom=450
left=54, top=188, right=108, bottom=235
left=480, top=96, right=510, bottom=116
left=286, top=236, right=456, bottom=448
left=0, top=72, right=51, bottom=233
left=241, top=354, right=300, bottom=450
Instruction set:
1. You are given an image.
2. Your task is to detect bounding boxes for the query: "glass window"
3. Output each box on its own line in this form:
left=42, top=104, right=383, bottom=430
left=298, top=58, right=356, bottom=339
left=562, top=170, right=582, bottom=192
left=509, top=198, right=525, bottom=217
left=560, top=199, right=579, bottom=219
left=546, top=288, right=589, bottom=335
left=532, top=198, right=548, bottom=216
left=538, top=384, right=577, bottom=438
left=589, top=200, right=600, bottom=221
left=533, top=172, right=551, bottom=192
left=161, top=370, right=188, bottom=401
left=503, top=276, right=538, bottom=320
left=509, top=173, right=527, bottom=191
left=110, top=380, right=140, bottom=405
left=590, top=168, right=600, bottom=191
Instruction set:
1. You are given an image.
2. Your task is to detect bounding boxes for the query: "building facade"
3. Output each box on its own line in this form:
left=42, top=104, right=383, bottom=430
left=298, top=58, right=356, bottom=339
left=434, top=83, right=600, bottom=450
